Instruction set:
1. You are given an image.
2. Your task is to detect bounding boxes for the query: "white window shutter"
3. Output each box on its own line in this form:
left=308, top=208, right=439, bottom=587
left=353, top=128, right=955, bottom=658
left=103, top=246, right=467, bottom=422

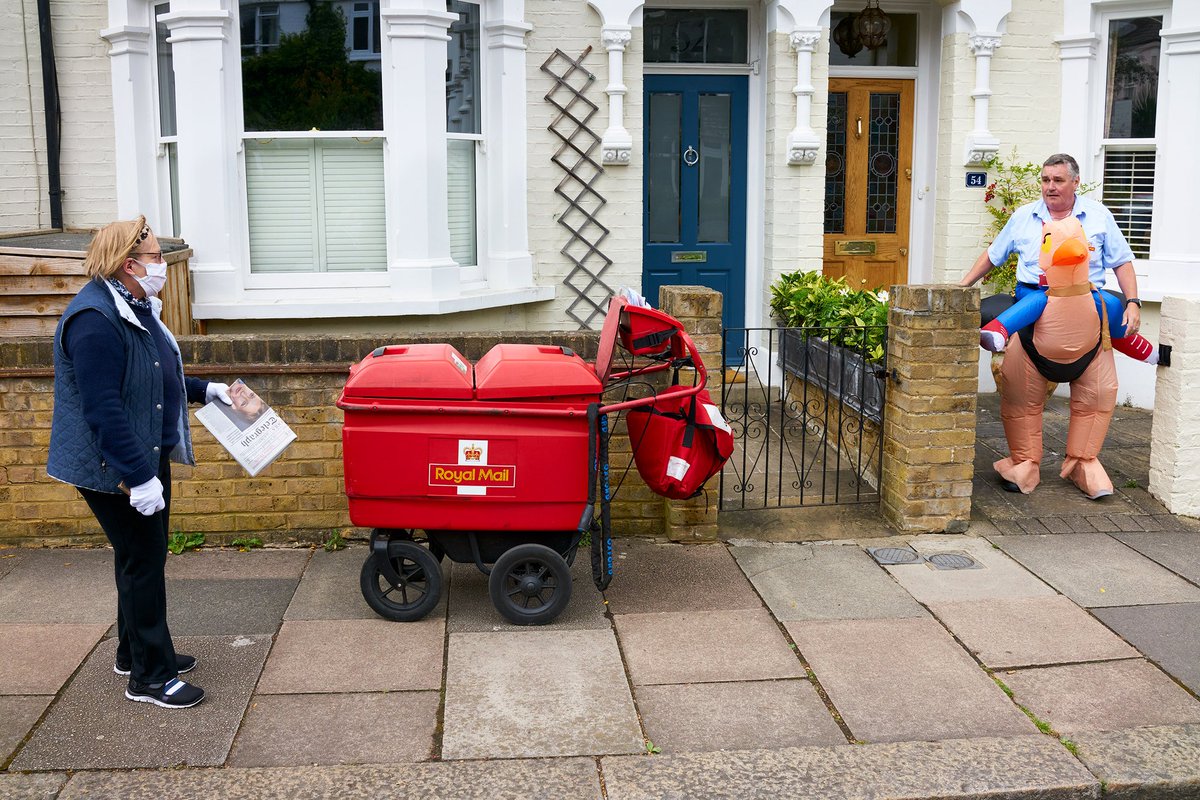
left=245, top=140, right=319, bottom=272
left=321, top=141, right=387, bottom=272
left=447, top=139, right=478, bottom=267
left=1101, top=147, right=1155, bottom=259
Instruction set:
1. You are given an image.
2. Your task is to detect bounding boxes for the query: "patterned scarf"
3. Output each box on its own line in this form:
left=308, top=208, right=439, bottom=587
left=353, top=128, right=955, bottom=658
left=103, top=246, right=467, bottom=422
left=107, top=277, right=152, bottom=313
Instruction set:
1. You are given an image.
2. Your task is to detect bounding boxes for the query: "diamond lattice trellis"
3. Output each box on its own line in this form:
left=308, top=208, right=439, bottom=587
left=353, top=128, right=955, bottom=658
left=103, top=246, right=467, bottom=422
left=541, top=48, right=613, bottom=330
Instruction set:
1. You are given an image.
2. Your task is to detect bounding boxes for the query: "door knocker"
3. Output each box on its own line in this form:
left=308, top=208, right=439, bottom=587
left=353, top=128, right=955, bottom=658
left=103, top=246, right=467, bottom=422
left=683, top=146, right=699, bottom=167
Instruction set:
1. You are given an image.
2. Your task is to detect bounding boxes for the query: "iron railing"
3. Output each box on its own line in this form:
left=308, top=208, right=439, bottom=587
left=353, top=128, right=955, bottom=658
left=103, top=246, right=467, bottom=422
left=720, top=325, right=888, bottom=510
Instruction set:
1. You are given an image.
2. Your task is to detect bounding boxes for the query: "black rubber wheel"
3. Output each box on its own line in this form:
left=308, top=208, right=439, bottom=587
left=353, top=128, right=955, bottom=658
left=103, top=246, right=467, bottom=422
left=488, top=543, right=572, bottom=625
left=360, top=540, right=442, bottom=622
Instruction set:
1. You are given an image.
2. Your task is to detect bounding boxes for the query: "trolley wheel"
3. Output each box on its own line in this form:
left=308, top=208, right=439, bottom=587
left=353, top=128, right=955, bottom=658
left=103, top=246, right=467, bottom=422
left=360, top=540, right=442, bottom=622
left=488, top=544, right=572, bottom=626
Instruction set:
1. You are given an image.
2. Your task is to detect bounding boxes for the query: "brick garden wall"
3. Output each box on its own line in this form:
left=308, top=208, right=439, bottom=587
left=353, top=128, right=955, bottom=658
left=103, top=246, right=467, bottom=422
left=0, top=329, right=677, bottom=547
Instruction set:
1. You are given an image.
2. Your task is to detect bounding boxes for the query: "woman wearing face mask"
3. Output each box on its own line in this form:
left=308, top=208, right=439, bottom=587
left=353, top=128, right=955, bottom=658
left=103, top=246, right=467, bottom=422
left=47, top=216, right=234, bottom=709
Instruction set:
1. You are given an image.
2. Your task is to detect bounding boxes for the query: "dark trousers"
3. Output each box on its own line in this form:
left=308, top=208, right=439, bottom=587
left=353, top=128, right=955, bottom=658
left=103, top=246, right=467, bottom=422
left=79, top=452, right=177, bottom=685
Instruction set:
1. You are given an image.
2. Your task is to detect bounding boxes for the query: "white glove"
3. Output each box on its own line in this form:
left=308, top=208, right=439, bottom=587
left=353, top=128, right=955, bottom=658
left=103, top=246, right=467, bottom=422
left=129, top=476, right=166, bottom=516
left=206, top=382, right=233, bottom=405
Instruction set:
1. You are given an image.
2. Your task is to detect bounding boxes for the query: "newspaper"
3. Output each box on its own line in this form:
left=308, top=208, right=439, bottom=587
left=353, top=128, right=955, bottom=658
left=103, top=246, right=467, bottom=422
left=194, top=379, right=296, bottom=477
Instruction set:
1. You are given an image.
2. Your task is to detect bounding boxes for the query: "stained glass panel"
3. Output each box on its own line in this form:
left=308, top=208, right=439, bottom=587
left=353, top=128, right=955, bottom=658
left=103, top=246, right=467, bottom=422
left=824, top=92, right=847, bottom=234
left=866, top=93, right=898, bottom=234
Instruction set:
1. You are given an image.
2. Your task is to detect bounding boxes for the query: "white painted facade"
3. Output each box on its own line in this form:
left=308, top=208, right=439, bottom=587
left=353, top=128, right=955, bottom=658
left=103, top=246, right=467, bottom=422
left=2, top=0, right=1196, bottom=406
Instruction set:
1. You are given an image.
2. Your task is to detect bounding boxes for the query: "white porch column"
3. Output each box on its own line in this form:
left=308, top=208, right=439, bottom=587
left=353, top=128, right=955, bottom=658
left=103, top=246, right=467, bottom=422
left=600, top=25, right=632, bottom=166
left=482, top=17, right=535, bottom=289
left=381, top=1, right=460, bottom=298
left=100, top=22, right=161, bottom=226
left=159, top=3, right=241, bottom=303
left=1054, top=34, right=1098, bottom=162
left=963, top=33, right=1001, bottom=166
left=786, top=27, right=822, bottom=166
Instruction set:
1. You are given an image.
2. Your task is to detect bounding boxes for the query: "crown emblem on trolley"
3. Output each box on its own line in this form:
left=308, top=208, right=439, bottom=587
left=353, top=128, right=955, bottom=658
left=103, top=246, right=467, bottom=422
left=463, top=445, right=483, bottom=461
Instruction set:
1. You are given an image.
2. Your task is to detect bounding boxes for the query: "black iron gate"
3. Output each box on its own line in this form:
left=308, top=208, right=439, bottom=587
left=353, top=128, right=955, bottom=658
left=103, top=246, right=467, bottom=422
left=720, top=326, right=887, bottom=509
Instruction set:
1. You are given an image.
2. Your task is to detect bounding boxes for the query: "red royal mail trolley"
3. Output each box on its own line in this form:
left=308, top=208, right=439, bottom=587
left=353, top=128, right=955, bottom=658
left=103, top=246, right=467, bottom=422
left=336, top=295, right=729, bottom=624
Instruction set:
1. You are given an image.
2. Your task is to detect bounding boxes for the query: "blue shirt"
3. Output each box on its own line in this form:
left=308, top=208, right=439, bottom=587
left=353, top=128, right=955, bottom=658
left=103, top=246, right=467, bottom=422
left=987, top=194, right=1135, bottom=287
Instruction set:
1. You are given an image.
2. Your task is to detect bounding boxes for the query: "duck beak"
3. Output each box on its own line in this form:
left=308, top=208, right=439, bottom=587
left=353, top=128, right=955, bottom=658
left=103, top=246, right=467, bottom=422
left=1052, top=238, right=1088, bottom=266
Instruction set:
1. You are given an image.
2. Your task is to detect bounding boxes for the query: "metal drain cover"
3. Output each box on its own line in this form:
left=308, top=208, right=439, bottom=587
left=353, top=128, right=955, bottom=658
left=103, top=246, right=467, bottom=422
left=926, top=552, right=979, bottom=570
left=868, top=546, right=921, bottom=565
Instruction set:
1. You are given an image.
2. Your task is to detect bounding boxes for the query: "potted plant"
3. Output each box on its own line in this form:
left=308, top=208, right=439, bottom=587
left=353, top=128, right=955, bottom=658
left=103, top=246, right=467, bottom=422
left=769, top=269, right=888, bottom=421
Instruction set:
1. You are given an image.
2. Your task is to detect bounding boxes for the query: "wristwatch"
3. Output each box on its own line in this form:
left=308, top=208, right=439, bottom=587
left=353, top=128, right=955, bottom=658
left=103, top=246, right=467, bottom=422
left=1125, top=297, right=1142, bottom=307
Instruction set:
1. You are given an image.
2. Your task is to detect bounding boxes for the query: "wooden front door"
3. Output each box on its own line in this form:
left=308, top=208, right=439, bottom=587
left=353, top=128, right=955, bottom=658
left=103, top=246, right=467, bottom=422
left=822, top=79, right=913, bottom=291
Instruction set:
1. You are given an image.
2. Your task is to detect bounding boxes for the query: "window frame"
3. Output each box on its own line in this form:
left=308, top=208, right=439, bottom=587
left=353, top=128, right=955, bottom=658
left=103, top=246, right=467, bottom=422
left=150, top=1, right=180, bottom=237
left=348, top=1, right=382, bottom=61
left=446, top=0, right=486, bottom=284
left=1090, top=6, right=1168, bottom=262
left=240, top=3, right=280, bottom=57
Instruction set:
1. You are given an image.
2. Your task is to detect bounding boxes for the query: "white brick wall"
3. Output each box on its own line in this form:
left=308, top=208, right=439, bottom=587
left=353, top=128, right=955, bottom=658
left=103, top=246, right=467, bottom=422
left=520, top=2, right=642, bottom=331
left=759, top=31, right=823, bottom=320
left=1148, top=295, right=1200, bottom=515
left=0, top=0, right=116, bottom=234
left=0, top=1, right=49, bottom=232
left=931, top=4, right=1063, bottom=284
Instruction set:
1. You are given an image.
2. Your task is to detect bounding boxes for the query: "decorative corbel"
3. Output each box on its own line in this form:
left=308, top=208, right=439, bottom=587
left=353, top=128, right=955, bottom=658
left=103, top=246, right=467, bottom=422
left=963, top=33, right=1002, bottom=166
left=786, top=28, right=822, bottom=166
left=600, top=25, right=632, bottom=165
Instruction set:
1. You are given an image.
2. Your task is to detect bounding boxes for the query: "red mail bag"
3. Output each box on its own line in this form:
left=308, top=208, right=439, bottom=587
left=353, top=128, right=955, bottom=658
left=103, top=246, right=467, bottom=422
left=625, top=389, right=734, bottom=500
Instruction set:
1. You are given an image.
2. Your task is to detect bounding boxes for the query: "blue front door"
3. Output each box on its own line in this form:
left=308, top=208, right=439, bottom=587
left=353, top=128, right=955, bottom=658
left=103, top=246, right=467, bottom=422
left=643, top=74, right=748, bottom=349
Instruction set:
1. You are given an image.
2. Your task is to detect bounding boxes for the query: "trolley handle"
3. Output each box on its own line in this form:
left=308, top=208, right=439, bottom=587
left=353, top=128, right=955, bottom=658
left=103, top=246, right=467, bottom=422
left=598, top=329, right=707, bottom=416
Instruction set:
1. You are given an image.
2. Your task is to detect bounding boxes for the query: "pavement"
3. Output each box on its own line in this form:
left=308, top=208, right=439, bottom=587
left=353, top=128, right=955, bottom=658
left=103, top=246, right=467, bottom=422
left=4, top=394, right=1200, bottom=799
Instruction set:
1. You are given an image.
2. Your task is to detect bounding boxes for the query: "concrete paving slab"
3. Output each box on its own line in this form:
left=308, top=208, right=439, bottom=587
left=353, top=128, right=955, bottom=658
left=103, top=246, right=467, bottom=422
left=929, top=597, right=1138, bottom=669
left=1111, top=531, right=1200, bottom=583
left=161, top=578, right=297, bottom=636
left=1072, top=723, right=1200, bottom=799
left=0, top=549, right=116, bottom=623
left=442, top=629, right=642, bottom=760
left=730, top=543, right=927, bottom=621
left=886, top=535, right=1056, bottom=604
left=284, top=546, right=447, bottom=621
left=615, top=609, right=804, bottom=686
left=990, top=533, right=1200, bottom=608
left=0, top=695, right=51, bottom=764
left=0, top=773, right=68, bottom=800
left=0, top=624, right=109, bottom=694
left=165, top=548, right=311, bottom=580
left=601, top=540, right=761, bottom=614
left=227, top=691, right=439, bottom=767
left=258, top=619, right=444, bottom=693
left=786, top=617, right=1036, bottom=743
left=1090, top=604, right=1200, bottom=694
left=11, top=635, right=271, bottom=770
left=447, top=556, right=608, bottom=632
left=635, top=680, right=845, bottom=752
left=57, top=758, right=603, bottom=799
left=1004, top=660, right=1200, bottom=735
left=600, top=735, right=1097, bottom=799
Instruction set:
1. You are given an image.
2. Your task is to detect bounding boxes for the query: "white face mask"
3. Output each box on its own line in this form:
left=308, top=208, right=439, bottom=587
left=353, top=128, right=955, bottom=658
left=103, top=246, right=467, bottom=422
left=133, top=259, right=168, bottom=298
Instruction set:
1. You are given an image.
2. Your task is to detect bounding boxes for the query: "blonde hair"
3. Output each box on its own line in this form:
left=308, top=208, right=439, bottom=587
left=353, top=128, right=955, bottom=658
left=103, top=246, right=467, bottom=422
left=83, top=215, right=151, bottom=280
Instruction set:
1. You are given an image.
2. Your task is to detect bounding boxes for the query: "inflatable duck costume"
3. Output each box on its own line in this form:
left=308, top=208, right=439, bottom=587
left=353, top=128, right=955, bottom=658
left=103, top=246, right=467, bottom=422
left=993, top=216, right=1118, bottom=499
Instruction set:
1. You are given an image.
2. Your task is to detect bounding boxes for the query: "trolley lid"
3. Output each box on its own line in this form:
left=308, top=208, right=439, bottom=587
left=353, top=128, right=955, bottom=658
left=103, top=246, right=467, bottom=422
left=341, top=343, right=475, bottom=400
left=475, top=343, right=602, bottom=400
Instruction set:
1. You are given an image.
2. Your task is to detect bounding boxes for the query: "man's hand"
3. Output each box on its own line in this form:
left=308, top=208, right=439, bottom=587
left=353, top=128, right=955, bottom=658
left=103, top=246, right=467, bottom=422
left=206, top=382, right=233, bottom=405
left=1122, top=302, right=1141, bottom=335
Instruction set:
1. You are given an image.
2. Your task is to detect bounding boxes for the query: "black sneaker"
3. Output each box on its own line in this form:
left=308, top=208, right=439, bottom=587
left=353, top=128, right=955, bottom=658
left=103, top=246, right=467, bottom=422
left=125, top=677, right=205, bottom=708
left=114, top=654, right=197, bottom=677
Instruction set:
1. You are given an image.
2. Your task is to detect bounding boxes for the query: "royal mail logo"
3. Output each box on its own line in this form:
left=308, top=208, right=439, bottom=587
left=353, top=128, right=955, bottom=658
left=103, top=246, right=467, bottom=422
left=463, top=446, right=483, bottom=462
left=429, top=463, right=517, bottom=489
